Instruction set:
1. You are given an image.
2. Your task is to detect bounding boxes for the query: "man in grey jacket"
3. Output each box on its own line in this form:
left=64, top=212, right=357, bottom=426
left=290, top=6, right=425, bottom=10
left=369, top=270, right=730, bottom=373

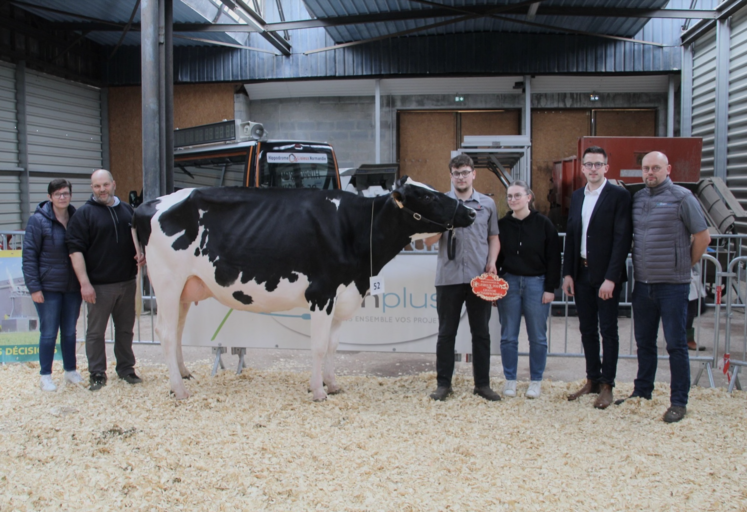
left=617, top=151, right=710, bottom=423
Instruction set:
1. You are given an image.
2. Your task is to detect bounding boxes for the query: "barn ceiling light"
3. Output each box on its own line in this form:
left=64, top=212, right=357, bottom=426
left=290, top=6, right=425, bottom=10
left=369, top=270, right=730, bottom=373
left=454, top=94, right=465, bottom=102
left=590, top=93, right=600, bottom=101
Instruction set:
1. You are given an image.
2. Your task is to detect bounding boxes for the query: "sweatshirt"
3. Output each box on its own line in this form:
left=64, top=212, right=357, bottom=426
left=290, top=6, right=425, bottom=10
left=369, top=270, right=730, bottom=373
left=497, top=210, right=562, bottom=293
left=65, top=196, right=137, bottom=285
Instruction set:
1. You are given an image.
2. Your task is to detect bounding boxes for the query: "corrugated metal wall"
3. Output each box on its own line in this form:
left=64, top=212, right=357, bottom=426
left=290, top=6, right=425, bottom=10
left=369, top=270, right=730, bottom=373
left=0, top=61, right=20, bottom=230
left=0, top=62, right=18, bottom=171
left=728, top=8, right=747, bottom=215
left=25, top=70, right=102, bottom=175
left=691, top=29, right=717, bottom=179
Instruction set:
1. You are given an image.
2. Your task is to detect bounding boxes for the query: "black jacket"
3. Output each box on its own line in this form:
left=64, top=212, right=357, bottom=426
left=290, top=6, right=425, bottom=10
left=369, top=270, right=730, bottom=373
left=498, top=210, right=562, bottom=293
left=65, top=196, right=137, bottom=285
left=562, top=182, right=632, bottom=286
left=22, top=201, right=79, bottom=294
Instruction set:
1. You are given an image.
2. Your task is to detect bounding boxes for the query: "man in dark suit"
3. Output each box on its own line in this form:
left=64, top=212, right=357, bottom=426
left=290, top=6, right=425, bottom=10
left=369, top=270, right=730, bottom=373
left=562, top=146, right=632, bottom=409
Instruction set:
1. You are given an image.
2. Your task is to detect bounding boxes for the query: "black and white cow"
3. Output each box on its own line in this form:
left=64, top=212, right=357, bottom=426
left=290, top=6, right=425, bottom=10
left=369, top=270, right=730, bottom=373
left=132, top=177, right=475, bottom=400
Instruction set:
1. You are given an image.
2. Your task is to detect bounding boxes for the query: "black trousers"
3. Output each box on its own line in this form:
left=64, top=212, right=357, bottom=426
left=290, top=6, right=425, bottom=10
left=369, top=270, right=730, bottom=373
left=573, top=266, right=622, bottom=387
left=435, top=284, right=492, bottom=388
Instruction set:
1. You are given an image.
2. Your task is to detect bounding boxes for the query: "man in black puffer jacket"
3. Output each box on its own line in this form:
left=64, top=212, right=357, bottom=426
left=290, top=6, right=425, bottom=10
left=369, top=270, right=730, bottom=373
left=66, top=170, right=143, bottom=391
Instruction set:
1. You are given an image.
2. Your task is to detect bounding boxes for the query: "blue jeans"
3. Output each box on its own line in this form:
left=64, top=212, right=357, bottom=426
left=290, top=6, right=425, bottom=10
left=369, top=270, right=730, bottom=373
left=34, top=291, right=83, bottom=375
left=632, top=282, right=690, bottom=407
left=497, top=273, right=550, bottom=381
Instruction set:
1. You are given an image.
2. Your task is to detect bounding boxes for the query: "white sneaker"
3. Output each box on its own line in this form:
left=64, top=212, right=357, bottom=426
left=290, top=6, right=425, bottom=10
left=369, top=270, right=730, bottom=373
left=526, top=381, right=542, bottom=399
left=64, top=370, right=83, bottom=384
left=40, top=375, right=57, bottom=392
left=503, top=380, right=517, bottom=397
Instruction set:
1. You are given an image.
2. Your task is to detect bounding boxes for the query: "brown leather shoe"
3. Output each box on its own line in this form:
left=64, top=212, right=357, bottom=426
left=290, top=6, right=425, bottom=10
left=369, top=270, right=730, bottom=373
left=593, top=384, right=614, bottom=409
left=567, top=380, right=600, bottom=401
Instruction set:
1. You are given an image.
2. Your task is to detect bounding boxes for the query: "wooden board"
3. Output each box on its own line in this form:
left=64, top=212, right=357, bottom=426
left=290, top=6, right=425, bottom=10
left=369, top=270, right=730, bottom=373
left=461, top=110, right=520, bottom=209
left=398, top=111, right=456, bottom=193
left=531, top=110, right=590, bottom=214
left=594, top=109, right=657, bottom=136
left=108, top=84, right=237, bottom=200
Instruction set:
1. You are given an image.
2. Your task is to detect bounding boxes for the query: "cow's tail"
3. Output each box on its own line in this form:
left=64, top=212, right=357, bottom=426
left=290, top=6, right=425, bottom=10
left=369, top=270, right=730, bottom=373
left=132, top=227, right=143, bottom=317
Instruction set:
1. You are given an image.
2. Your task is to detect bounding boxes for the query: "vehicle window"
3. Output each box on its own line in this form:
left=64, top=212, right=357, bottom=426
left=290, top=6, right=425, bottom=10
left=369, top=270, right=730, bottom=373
left=175, top=153, right=247, bottom=190
left=258, top=151, right=337, bottom=190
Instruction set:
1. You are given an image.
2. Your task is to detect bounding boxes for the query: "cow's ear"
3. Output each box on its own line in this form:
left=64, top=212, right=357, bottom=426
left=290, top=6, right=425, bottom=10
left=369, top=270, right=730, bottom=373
left=391, top=190, right=405, bottom=209
left=396, top=175, right=409, bottom=188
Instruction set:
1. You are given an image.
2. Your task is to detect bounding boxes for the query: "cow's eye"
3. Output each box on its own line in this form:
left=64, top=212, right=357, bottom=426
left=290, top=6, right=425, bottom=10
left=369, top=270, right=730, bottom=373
left=422, top=195, right=433, bottom=203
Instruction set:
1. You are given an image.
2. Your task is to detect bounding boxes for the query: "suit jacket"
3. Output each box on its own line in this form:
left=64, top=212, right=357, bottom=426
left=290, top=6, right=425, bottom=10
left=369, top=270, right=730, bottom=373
left=562, top=182, right=633, bottom=286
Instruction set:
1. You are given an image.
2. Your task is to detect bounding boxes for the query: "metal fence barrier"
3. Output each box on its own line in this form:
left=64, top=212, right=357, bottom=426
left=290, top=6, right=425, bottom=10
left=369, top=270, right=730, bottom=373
left=5, top=228, right=747, bottom=390
left=723, top=256, right=747, bottom=392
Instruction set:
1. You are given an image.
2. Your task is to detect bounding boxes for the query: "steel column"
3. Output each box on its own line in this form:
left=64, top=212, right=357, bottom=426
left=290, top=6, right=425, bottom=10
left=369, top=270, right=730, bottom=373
left=15, top=61, right=29, bottom=228
left=101, top=88, right=110, bottom=172
left=681, top=44, right=693, bottom=137
left=375, top=79, right=381, bottom=164
left=164, top=0, right=174, bottom=194
left=141, top=0, right=161, bottom=202
left=714, top=18, right=731, bottom=181
left=523, top=74, right=532, bottom=187
left=667, top=75, right=675, bottom=137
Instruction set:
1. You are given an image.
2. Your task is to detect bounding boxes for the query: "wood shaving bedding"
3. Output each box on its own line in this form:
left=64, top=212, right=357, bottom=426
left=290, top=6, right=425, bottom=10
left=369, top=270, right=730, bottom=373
left=0, top=362, right=745, bottom=511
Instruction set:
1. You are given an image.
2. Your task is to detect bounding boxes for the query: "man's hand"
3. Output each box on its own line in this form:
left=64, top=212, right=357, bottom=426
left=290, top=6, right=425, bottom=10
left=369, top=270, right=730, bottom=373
left=81, top=283, right=96, bottom=304
left=485, top=263, right=497, bottom=275
left=562, top=276, right=574, bottom=297
left=31, top=291, right=44, bottom=303
left=599, top=279, right=616, bottom=300
left=135, top=253, right=146, bottom=267
left=542, top=291, right=554, bottom=304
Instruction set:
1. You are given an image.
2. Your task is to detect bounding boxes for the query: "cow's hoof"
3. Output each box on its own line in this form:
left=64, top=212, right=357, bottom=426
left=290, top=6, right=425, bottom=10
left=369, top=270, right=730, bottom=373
left=327, top=386, right=343, bottom=395
left=182, top=373, right=194, bottom=380
left=311, top=390, right=327, bottom=402
left=171, top=389, right=191, bottom=400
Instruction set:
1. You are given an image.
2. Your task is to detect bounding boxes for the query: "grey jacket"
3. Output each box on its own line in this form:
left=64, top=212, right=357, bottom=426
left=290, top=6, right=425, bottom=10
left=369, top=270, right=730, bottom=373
left=632, top=178, right=701, bottom=284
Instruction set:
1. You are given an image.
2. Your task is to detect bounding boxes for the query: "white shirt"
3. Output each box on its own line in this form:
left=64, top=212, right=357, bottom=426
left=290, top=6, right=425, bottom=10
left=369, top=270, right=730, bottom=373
left=580, top=179, right=607, bottom=259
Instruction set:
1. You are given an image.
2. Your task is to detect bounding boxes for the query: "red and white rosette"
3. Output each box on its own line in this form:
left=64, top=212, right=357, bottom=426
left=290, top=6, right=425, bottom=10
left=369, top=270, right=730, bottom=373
left=470, top=273, right=509, bottom=301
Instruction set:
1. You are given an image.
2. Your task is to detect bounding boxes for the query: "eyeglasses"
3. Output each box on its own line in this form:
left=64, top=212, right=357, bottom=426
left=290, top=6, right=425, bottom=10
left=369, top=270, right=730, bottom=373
left=506, top=194, right=526, bottom=201
left=52, top=192, right=71, bottom=198
left=450, top=170, right=473, bottom=178
left=582, top=162, right=607, bottom=170
left=642, top=165, right=664, bottom=173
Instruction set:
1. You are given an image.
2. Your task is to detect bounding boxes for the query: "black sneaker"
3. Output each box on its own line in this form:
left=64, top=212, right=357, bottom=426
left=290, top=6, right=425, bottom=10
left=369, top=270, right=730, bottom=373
left=119, top=373, right=143, bottom=385
left=663, top=405, right=687, bottom=423
left=473, top=386, right=502, bottom=401
left=89, top=373, right=107, bottom=391
left=429, top=386, right=453, bottom=401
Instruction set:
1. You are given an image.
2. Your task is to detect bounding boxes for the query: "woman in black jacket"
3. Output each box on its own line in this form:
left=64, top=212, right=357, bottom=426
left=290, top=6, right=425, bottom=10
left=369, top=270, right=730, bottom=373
left=22, top=179, right=82, bottom=391
left=497, top=180, right=561, bottom=399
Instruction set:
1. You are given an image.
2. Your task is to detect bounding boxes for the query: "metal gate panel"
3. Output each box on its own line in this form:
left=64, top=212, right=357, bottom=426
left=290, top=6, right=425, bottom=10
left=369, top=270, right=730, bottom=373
left=728, top=8, right=747, bottom=226
left=0, top=173, right=21, bottom=230
left=0, top=62, right=18, bottom=171
left=25, top=70, right=102, bottom=175
left=27, top=175, right=92, bottom=219
left=692, top=29, right=718, bottom=179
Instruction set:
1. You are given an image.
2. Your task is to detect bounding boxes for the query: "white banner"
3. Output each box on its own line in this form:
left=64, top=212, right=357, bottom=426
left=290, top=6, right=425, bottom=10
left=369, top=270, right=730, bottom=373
left=267, top=152, right=328, bottom=164
left=182, top=253, right=499, bottom=354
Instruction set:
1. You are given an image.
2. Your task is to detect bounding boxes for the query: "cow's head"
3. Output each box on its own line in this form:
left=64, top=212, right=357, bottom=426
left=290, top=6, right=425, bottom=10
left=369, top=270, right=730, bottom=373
left=390, top=176, right=476, bottom=238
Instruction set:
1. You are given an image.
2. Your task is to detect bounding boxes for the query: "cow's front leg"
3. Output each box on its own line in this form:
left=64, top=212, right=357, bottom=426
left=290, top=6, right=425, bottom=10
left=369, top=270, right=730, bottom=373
left=309, top=308, right=334, bottom=401
left=323, top=319, right=343, bottom=394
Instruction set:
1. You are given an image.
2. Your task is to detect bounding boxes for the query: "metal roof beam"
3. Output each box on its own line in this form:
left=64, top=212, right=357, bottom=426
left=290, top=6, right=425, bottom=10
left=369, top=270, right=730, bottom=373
left=45, top=5, right=719, bottom=34
left=229, top=0, right=290, bottom=56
